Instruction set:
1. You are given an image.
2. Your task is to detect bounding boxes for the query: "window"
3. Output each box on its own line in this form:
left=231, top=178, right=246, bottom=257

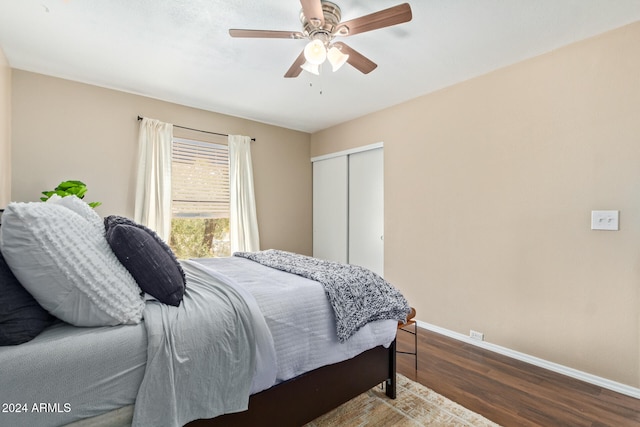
left=169, top=137, right=230, bottom=259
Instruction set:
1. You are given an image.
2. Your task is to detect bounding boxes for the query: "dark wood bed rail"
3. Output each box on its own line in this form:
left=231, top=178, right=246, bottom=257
left=187, top=341, right=397, bottom=427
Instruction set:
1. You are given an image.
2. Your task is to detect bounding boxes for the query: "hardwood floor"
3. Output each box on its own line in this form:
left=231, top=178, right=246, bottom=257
left=396, top=326, right=640, bottom=427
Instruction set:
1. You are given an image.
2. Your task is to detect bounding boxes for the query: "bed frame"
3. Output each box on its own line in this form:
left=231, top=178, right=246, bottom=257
left=186, top=340, right=397, bottom=427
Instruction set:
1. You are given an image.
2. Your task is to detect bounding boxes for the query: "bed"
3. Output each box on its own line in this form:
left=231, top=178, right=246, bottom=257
left=0, top=197, right=409, bottom=427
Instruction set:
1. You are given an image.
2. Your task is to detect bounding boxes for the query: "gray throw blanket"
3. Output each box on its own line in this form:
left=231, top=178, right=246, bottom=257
left=234, top=250, right=410, bottom=342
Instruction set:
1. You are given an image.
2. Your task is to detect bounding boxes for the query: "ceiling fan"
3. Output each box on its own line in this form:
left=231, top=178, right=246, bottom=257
left=229, top=1, right=412, bottom=78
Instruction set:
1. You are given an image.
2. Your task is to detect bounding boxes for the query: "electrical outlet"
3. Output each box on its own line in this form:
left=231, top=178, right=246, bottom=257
left=470, top=330, right=484, bottom=341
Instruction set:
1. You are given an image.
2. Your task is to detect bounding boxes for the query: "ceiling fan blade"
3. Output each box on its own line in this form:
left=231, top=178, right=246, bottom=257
left=300, top=0, right=325, bottom=27
left=284, top=51, right=306, bottom=78
left=338, top=3, right=412, bottom=36
left=334, top=42, right=377, bottom=74
left=229, top=29, right=305, bottom=39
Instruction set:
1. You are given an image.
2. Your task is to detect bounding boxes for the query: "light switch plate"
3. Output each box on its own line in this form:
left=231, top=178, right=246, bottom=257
left=591, top=210, right=619, bottom=231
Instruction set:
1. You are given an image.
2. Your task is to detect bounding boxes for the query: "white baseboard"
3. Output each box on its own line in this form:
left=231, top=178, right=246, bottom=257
left=416, top=320, right=640, bottom=400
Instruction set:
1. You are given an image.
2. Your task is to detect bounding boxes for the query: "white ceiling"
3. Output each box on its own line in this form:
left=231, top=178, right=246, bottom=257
left=1, top=0, right=640, bottom=133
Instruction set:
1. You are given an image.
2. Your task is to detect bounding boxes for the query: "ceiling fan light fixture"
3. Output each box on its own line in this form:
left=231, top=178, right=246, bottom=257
left=303, top=39, right=327, bottom=65
left=327, top=45, right=349, bottom=72
left=301, top=61, right=320, bottom=75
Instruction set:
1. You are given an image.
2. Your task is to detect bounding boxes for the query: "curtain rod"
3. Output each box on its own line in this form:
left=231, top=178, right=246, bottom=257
left=137, top=116, right=255, bottom=141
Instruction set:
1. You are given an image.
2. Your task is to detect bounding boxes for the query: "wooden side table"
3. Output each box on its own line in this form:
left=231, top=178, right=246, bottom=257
left=397, top=307, right=417, bottom=370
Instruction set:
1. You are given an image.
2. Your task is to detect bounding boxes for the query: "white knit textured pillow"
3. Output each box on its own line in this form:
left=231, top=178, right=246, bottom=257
left=0, top=201, right=144, bottom=326
left=47, top=194, right=105, bottom=235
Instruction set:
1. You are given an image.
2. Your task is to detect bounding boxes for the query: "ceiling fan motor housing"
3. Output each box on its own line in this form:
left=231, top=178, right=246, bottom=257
left=300, top=1, right=343, bottom=43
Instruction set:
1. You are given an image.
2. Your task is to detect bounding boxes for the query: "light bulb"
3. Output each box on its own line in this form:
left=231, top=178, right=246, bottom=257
left=303, top=39, right=327, bottom=65
left=301, top=61, right=320, bottom=75
left=327, top=45, right=349, bottom=72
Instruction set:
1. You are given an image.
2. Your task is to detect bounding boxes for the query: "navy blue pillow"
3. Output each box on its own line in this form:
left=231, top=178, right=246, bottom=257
left=104, top=216, right=186, bottom=306
left=0, top=248, right=55, bottom=346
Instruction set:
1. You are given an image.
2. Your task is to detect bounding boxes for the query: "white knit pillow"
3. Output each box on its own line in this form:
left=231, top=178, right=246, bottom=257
left=46, top=194, right=105, bottom=235
left=0, top=201, right=144, bottom=326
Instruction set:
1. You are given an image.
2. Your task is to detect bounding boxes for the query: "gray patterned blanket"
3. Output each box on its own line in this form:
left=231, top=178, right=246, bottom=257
left=234, top=249, right=410, bottom=342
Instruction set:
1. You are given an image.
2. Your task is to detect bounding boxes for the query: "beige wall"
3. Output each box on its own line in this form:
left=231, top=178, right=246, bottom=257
left=311, top=22, right=640, bottom=388
left=11, top=71, right=312, bottom=255
left=0, top=47, right=10, bottom=207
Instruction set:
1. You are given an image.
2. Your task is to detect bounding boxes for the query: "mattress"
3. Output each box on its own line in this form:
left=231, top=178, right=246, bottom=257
left=0, top=256, right=397, bottom=427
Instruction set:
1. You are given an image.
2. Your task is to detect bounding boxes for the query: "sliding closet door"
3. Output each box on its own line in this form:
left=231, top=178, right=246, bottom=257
left=348, top=148, right=384, bottom=276
left=313, top=156, right=348, bottom=263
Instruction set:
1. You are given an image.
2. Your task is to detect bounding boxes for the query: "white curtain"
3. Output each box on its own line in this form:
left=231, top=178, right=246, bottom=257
left=229, top=135, right=260, bottom=252
left=134, top=118, right=173, bottom=241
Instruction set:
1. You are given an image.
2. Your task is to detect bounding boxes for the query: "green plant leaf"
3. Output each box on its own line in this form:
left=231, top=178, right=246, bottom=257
left=40, top=180, right=101, bottom=209
left=57, top=180, right=85, bottom=190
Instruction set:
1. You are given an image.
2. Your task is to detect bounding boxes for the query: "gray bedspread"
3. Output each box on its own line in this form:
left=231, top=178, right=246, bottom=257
left=131, top=260, right=267, bottom=427
left=234, top=249, right=410, bottom=342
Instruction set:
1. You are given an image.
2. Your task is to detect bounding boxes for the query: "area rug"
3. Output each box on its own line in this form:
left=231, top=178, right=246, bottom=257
left=305, top=374, right=501, bottom=427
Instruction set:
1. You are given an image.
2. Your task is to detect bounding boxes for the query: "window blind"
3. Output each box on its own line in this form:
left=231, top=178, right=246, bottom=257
left=172, top=137, right=229, bottom=218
